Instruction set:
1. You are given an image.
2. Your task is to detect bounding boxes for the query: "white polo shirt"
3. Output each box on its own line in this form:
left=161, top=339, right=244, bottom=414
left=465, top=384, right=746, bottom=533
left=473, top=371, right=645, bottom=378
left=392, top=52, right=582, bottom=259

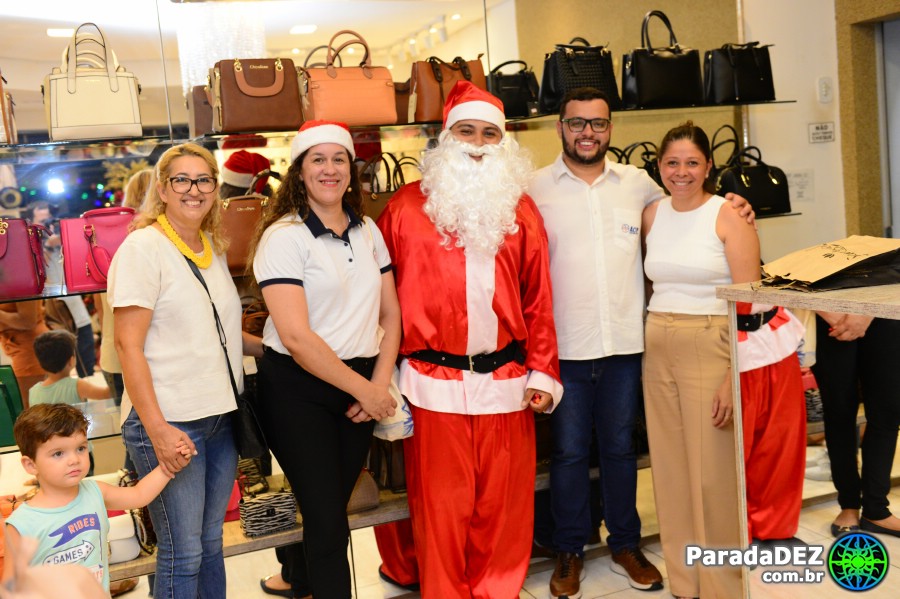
left=253, top=207, right=391, bottom=360
left=529, top=154, right=666, bottom=360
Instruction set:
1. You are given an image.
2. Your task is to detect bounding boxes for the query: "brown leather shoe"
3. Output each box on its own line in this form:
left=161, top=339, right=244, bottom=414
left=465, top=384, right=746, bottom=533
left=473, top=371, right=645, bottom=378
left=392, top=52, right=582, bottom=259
left=550, top=551, right=584, bottom=599
left=531, top=540, right=557, bottom=559
left=109, top=578, right=138, bottom=597
left=610, top=547, right=663, bottom=591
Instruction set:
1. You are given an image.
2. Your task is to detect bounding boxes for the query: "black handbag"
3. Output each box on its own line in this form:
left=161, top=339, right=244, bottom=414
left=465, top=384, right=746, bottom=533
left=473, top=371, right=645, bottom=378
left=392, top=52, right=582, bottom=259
left=714, top=146, right=791, bottom=216
left=623, top=141, right=665, bottom=190
left=184, top=258, right=269, bottom=460
left=704, top=42, right=775, bottom=105
left=539, top=37, right=622, bottom=114
left=487, top=60, right=540, bottom=118
left=622, top=11, right=703, bottom=109
left=709, top=124, right=742, bottom=183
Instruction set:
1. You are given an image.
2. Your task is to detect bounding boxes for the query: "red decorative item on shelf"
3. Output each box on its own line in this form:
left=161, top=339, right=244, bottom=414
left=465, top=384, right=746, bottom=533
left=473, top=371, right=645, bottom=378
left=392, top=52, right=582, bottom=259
left=60, top=206, right=135, bottom=293
left=0, top=217, right=47, bottom=300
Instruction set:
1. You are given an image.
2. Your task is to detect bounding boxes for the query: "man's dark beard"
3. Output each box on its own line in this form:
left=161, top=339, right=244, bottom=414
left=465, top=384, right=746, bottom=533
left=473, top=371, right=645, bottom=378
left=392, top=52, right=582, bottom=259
left=562, top=136, right=608, bottom=166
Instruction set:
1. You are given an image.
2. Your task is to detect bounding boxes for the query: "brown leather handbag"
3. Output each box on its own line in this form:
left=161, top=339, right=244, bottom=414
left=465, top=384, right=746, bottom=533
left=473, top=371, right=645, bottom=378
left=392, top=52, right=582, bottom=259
left=394, top=79, right=411, bottom=125
left=300, top=30, right=396, bottom=126
left=209, top=57, right=303, bottom=133
left=222, top=170, right=277, bottom=276
left=410, top=55, right=487, bottom=123
left=186, top=85, right=213, bottom=139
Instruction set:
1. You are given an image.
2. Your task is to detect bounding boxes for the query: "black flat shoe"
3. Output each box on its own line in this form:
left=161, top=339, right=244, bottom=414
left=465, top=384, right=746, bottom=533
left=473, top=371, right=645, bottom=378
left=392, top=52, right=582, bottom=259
left=860, top=518, right=900, bottom=538
left=831, top=523, right=860, bottom=538
left=260, top=575, right=293, bottom=598
left=378, top=566, right=421, bottom=592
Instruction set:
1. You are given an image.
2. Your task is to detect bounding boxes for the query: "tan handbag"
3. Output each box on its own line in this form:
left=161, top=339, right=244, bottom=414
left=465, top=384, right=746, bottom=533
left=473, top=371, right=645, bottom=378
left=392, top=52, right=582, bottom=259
left=410, top=55, right=487, bottom=123
left=346, top=469, right=380, bottom=514
left=41, top=23, right=142, bottom=141
left=186, top=85, right=213, bottom=139
left=209, top=57, right=303, bottom=134
left=359, top=152, right=420, bottom=220
left=300, top=30, right=397, bottom=126
left=222, top=170, right=277, bottom=276
left=0, top=71, right=17, bottom=145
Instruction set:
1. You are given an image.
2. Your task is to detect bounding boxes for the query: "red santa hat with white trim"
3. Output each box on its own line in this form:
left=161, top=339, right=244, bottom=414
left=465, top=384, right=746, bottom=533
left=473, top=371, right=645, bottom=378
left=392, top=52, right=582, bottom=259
left=442, top=81, right=506, bottom=136
left=221, top=150, right=271, bottom=193
left=290, top=120, right=356, bottom=163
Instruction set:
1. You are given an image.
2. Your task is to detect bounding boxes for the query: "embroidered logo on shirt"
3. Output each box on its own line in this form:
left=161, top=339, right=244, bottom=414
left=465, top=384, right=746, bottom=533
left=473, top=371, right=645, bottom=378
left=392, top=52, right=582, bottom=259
left=50, top=513, right=101, bottom=547
left=621, top=224, right=639, bottom=235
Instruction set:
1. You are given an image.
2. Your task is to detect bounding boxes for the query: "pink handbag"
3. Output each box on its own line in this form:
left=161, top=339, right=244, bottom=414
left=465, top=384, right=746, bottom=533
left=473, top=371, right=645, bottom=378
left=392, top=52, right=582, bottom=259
left=60, top=206, right=134, bottom=292
left=0, top=217, right=47, bottom=300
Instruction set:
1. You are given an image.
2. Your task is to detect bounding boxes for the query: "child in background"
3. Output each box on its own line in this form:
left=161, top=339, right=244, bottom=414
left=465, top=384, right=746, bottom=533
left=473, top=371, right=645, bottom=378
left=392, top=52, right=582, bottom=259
left=1, top=404, right=193, bottom=592
left=28, top=330, right=110, bottom=405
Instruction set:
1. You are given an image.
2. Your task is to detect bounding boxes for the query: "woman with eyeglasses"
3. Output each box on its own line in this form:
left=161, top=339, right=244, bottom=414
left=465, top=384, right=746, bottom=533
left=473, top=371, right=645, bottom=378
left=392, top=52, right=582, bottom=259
left=108, top=143, right=262, bottom=599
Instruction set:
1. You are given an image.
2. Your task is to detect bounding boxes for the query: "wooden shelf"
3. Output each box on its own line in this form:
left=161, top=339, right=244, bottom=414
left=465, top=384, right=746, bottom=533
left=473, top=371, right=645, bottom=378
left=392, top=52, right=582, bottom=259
left=717, top=282, right=900, bottom=320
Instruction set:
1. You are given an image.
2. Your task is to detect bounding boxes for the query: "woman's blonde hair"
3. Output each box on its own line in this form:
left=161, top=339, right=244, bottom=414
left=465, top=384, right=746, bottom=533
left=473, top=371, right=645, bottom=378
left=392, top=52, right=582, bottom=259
left=123, top=168, right=153, bottom=211
left=132, top=143, right=228, bottom=254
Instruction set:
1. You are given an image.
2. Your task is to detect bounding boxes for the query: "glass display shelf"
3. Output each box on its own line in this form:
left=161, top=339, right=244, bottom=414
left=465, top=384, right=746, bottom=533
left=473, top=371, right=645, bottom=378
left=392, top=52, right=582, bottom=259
left=1, top=398, right=122, bottom=455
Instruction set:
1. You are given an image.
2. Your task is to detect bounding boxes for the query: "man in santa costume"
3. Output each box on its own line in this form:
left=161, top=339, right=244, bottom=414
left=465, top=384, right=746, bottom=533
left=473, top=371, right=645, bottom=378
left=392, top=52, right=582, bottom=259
left=376, top=80, right=563, bottom=598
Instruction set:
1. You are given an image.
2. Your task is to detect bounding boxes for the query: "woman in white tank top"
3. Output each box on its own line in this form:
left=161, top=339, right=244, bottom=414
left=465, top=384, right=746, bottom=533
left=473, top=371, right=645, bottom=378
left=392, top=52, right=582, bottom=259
left=640, top=122, right=760, bottom=599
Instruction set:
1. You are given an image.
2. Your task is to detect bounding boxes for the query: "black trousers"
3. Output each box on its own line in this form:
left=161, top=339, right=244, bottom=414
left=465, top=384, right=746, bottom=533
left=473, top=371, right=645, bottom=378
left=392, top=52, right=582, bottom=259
left=812, top=316, right=900, bottom=520
left=257, top=348, right=376, bottom=599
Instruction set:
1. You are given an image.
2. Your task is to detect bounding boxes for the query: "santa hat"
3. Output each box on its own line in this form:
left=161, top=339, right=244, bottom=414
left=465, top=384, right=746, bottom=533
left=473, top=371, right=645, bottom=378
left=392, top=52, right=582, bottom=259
left=443, top=81, right=506, bottom=135
left=290, top=120, right=356, bottom=163
left=221, top=150, right=271, bottom=193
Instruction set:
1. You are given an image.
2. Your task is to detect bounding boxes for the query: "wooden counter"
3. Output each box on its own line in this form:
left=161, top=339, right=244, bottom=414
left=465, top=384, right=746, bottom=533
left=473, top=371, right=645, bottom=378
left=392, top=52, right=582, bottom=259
left=716, top=282, right=900, bottom=320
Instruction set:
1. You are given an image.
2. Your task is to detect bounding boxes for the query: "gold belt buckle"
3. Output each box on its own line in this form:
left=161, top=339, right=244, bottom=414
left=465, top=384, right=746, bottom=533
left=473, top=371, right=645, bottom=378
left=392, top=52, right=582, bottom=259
left=468, top=354, right=475, bottom=373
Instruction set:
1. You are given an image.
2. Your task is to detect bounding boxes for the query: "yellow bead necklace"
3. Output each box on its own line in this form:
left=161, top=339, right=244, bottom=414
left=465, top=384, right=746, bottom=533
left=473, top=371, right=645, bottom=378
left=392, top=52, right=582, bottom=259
left=157, top=213, right=213, bottom=269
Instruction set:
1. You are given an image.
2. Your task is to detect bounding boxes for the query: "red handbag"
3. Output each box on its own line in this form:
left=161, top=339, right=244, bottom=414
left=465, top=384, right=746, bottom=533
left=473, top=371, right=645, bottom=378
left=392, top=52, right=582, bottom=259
left=60, top=206, right=134, bottom=293
left=0, top=217, right=47, bottom=300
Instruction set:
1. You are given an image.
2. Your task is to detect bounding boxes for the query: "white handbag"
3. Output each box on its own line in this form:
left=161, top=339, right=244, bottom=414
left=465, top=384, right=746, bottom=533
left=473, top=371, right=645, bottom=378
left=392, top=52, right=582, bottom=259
left=42, top=23, right=142, bottom=141
left=0, top=70, right=17, bottom=145
left=107, top=513, right=141, bottom=564
left=373, top=367, right=414, bottom=441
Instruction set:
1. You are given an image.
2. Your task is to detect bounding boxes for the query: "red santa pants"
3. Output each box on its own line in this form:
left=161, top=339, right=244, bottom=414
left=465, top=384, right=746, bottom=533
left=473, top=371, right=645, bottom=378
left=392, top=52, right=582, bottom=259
left=741, top=352, right=806, bottom=540
left=374, top=519, right=419, bottom=586
left=404, top=404, right=535, bottom=599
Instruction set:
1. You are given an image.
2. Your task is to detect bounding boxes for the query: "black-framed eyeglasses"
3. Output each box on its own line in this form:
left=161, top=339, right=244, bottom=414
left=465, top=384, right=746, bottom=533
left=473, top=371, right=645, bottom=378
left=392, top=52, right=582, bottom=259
left=168, top=176, right=217, bottom=194
left=560, top=117, right=611, bottom=133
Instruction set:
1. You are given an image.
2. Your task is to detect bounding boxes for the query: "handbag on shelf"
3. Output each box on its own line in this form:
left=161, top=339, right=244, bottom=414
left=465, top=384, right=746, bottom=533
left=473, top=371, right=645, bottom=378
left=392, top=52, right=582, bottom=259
left=303, top=44, right=342, bottom=70
left=185, top=259, right=269, bottom=460
left=410, top=55, right=487, bottom=123
left=42, top=23, right=142, bottom=141
left=222, top=170, right=278, bottom=276
left=488, top=60, right=540, bottom=118
left=623, top=141, right=664, bottom=190
left=394, top=79, right=412, bottom=124
left=59, top=206, right=134, bottom=293
left=0, top=217, right=47, bottom=300
left=239, top=487, right=298, bottom=537
left=241, top=299, right=269, bottom=337
left=300, top=30, right=396, bottom=126
left=224, top=481, right=242, bottom=522
left=0, top=70, right=18, bottom=145
left=209, top=57, right=303, bottom=134
left=372, top=367, right=414, bottom=441
left=539, top=37, right=621, bottom=114
left=704, top=42, right=775, bottom=105
left=359, top=152, right=406, bottom=220
left=368, top=437, right=406, bottom=493
left=115, top=469, right=156, bottom=556
left=622, top=11, right=703, bottom=109
left=710, top=123, right=742, bottom=182
left=186, top=85, right=213, bottom=139
left=0, top=365, right=24, bottom=447
left=346, top=469, right=380, bottom=514
left=714, top=146, right=790, bottom=216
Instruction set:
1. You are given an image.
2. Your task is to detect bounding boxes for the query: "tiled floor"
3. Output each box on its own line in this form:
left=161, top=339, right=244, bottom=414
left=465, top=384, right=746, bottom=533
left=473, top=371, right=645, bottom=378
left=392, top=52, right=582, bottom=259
left=122, top=447, right=900, bottom=598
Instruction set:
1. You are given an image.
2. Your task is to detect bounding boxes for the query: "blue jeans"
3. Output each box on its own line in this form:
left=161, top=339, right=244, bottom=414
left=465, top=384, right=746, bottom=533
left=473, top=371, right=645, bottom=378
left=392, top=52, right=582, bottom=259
left=550, top=355, right=642, bottom=554
left=123, top=409, right=238, bottom=599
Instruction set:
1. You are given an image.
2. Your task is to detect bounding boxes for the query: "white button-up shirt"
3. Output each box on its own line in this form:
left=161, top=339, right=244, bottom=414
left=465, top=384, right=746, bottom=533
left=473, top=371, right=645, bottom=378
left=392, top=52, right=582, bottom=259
left=529, top=155, right=666, bottom=360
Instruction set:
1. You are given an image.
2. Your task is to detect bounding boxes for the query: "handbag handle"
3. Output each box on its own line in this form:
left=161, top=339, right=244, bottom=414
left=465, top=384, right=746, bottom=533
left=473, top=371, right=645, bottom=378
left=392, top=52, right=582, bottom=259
left=326, top=30, right=373, bottom=79
left=426, top=56, right=469, bottom=84
left=303, top=45, right=343, bottom=69
left=232, top=58, right=286, bottom=98
left=490, top=60, right=529, bottom=75
left=568, top=37, right=592, bottom=46
left=81, top=206, right=135, bottom=219
left=63, top=23, right=119, bottom=94
left=452, top=57, right=473, bottom=80
left=622, top=141, right=658, bottom=166
left=641, top=10, right=681, bottom=52
left=361, top=152, right=404, bottom=195
left=393, top=156, right=420, bottom=189
left=711, top=124, right=741, bottom=171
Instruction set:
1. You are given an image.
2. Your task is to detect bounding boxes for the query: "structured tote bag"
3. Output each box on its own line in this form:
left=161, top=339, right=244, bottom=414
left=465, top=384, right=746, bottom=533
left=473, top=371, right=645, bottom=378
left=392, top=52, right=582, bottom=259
left=704, top=42, right=775, bottom=105
left=0, top=217, right=47, bottom=300
left=410, top=55, right=487, bottom=123
left=488, top=60, right=540, bottom=118
left=709, top=124, right=742, bottom=182
left=209, top=57, right=303, bottom=134
left=42, top=23, right=143, bottom=141
left=59, top=206, right=134, bottom=293
left=539, top=37, right=622, bottom=114
left=186, top=85, right=213, bottom=139
left=622, top=11, right=703, bottom=109
left=714, top=146, right=790, bottom=216
left=622, top=141, right=664, bottom=191
left=222, top=170, right=278, bottom=276
left=300, top=30, right=396, bottom=126
left=0, top=70, right=18, bottom=145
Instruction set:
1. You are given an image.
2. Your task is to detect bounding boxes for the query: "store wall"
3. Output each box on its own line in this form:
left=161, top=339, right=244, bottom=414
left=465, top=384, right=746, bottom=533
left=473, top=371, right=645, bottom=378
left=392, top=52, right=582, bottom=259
left=744, top=0, right=847, bottom=262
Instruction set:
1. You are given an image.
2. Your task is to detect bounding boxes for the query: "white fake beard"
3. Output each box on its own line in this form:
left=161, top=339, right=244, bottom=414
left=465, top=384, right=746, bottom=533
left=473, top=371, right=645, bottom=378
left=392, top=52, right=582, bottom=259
left=421, top=130, right=533, bottom=256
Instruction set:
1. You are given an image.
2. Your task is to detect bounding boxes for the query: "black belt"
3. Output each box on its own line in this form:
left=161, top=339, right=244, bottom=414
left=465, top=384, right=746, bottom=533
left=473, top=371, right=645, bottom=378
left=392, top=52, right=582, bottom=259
left=408, top=343, right=524, bottom=374
left=736, top=308, right=779, bottom=332
left=263, top=346, right=375, bottom=373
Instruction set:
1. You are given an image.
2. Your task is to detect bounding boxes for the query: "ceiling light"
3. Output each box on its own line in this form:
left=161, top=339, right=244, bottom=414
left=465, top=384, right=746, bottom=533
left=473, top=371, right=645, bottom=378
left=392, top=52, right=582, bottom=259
left=291, top=48, right=300, bottom=54
left=408, top=38, right=416, bottom=45
left=347, top=47, right=355, bottom=54
left=47, top=28, right=74, bottom=38
left=429, top=27, right=438, bottom=34
left=289, top=24, right=318, bottom=35
left=450, top=14, right=461, bottom=20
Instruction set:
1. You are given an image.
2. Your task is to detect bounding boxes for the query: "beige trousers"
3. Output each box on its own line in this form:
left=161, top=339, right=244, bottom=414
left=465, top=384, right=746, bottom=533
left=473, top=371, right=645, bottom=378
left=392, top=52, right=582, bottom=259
left=643, top=313, right=743, bottom=599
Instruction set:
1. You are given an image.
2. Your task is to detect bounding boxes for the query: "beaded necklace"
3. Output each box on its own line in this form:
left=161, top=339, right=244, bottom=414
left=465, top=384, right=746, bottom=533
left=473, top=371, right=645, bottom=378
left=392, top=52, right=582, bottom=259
left=157, top=213, right=212, bottom=269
